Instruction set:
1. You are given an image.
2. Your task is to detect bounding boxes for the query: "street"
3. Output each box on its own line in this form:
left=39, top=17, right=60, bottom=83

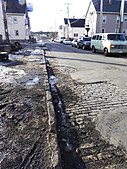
left=1, top=40, right=127, bottom=169
left=1, top=0, right=127, bottom=168
left=45, top=40, right=127, bottom=169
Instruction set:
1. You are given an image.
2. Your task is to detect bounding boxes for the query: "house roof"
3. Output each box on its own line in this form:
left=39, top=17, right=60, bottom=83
left=64, top=18, right=85, bottom=27
left=6, top=0, right=26, bottom=14
left=92, top=0, right=127, bottom=13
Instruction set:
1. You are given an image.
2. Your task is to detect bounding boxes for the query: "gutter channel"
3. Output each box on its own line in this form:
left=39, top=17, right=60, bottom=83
left=44, top=54, right=86, bottom=169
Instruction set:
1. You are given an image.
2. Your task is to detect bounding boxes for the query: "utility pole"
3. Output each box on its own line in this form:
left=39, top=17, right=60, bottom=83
left=119, top=0, right=125, bottom=33
left=64, top=3, right=71, bottom=39
left=100, top=0, right=103, bottom=33
left=1, top=0, right=10, bottom=43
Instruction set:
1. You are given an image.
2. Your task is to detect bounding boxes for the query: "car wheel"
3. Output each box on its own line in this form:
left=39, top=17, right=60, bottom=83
left=92, top=46, right=96, bottom=53
left=104, top=48, right=109, bottom=56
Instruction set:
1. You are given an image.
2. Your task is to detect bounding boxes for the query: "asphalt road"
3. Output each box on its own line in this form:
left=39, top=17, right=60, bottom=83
left=46, top=41, right=127, bottom=86
left=45, top=40, right=127, bottom=169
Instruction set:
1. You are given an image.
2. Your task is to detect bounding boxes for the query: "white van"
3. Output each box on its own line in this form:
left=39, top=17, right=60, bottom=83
left=91, top=33, right=127, bottom=56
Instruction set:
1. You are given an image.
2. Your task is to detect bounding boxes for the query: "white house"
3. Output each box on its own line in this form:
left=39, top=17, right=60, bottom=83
left=58, top=25, right=66, bottom=38
left=64, top=18, right=86, bottom=39
left=6, top=13, right=27, bottom=41
left=0, top=0, right=30, bottom=42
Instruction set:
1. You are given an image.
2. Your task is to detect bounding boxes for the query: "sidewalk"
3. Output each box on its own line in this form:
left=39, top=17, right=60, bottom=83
left=0, top=43, right=61, bottom=169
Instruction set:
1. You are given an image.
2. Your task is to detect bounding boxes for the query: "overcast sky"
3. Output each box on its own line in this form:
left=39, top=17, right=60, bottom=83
left=27, top=0, right=90, bottom=32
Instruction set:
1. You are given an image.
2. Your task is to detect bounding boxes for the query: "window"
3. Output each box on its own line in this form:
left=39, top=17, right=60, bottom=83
left=102, top=16, right=107, bottom=24
left=92, top=35, right=96, bottom=39
left=116, top=16, right=120, bottom=24
left=96, top=35, right=100, bottom=40
left=74, top=33, right=78, bottom=37
left=13, top=17, right=18, bottom=24
left=102, top=28, right=105, bottom=33
left=15, top=30, right=19, bottom=36
left=99, top=36, right=102, bottom=40
left=124, top=16, right=127, bottom=22
left=107, top=34, right=126, bottom=41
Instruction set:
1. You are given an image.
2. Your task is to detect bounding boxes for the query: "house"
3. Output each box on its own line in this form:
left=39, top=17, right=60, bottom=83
left=85, top=0, right=127, bottom=37
left=58, top=25, right=66, bottom=39
left=63, top=18, right=85, bottom=39
left=0, top=0, right=30, bottom=42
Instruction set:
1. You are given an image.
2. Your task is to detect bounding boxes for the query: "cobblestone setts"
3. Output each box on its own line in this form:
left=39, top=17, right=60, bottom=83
left=50, top=61, right=127, bottom=169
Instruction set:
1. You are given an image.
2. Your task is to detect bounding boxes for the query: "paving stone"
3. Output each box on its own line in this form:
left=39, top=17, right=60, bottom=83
left=48, top=57, right=127, bottom=168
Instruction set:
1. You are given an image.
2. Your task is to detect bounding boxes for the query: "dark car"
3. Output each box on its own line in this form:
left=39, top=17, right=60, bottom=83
left=77, top=36, right=91, bottom=50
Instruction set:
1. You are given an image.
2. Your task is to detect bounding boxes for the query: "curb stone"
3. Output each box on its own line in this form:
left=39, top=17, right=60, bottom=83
left=43, top=54, right=62, bottom=169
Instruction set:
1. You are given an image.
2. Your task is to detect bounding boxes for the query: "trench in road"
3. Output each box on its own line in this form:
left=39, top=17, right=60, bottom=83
left=45, top=57, right=87, bottom=169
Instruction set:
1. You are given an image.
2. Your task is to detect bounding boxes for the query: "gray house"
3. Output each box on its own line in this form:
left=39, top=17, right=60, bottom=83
left=85, top=0, right=127, bottom=37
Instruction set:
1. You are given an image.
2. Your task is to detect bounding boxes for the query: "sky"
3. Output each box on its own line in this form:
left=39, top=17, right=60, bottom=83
left=26, top=0, right=90, bottom=32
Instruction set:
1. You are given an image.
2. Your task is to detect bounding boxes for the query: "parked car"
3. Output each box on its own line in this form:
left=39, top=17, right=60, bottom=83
left=54, top=37, right=59, bottom=43
left=63, top=39, right=72, bottom=45
left=72, top=38, right=78, bottom=47
left=58, top=37, right=66, bottom=43
left=77, top=36, right=91, bottom=49
left=91, top=33, right=127, bottom=56
left=51, top=37, right=55, bottom=41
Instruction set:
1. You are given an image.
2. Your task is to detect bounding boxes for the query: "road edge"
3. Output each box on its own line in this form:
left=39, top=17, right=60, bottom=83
left=43, top=54, right=62, bottom=169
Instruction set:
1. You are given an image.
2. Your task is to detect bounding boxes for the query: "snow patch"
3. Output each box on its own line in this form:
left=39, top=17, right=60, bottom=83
left=49, top=75, right=58, bottom=86
left=0, top=66, right=26, bottom=84
left=31, top=49, right=43, bottom=55
left=26, top=76, right=40, bottom=86
left=49, top=75, right=58, bottom=92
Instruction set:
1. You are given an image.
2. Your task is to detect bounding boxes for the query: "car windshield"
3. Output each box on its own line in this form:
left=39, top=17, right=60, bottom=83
left=107, top=34, right=126, bottom=41
left=83, top=37, right=91, bottom=41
